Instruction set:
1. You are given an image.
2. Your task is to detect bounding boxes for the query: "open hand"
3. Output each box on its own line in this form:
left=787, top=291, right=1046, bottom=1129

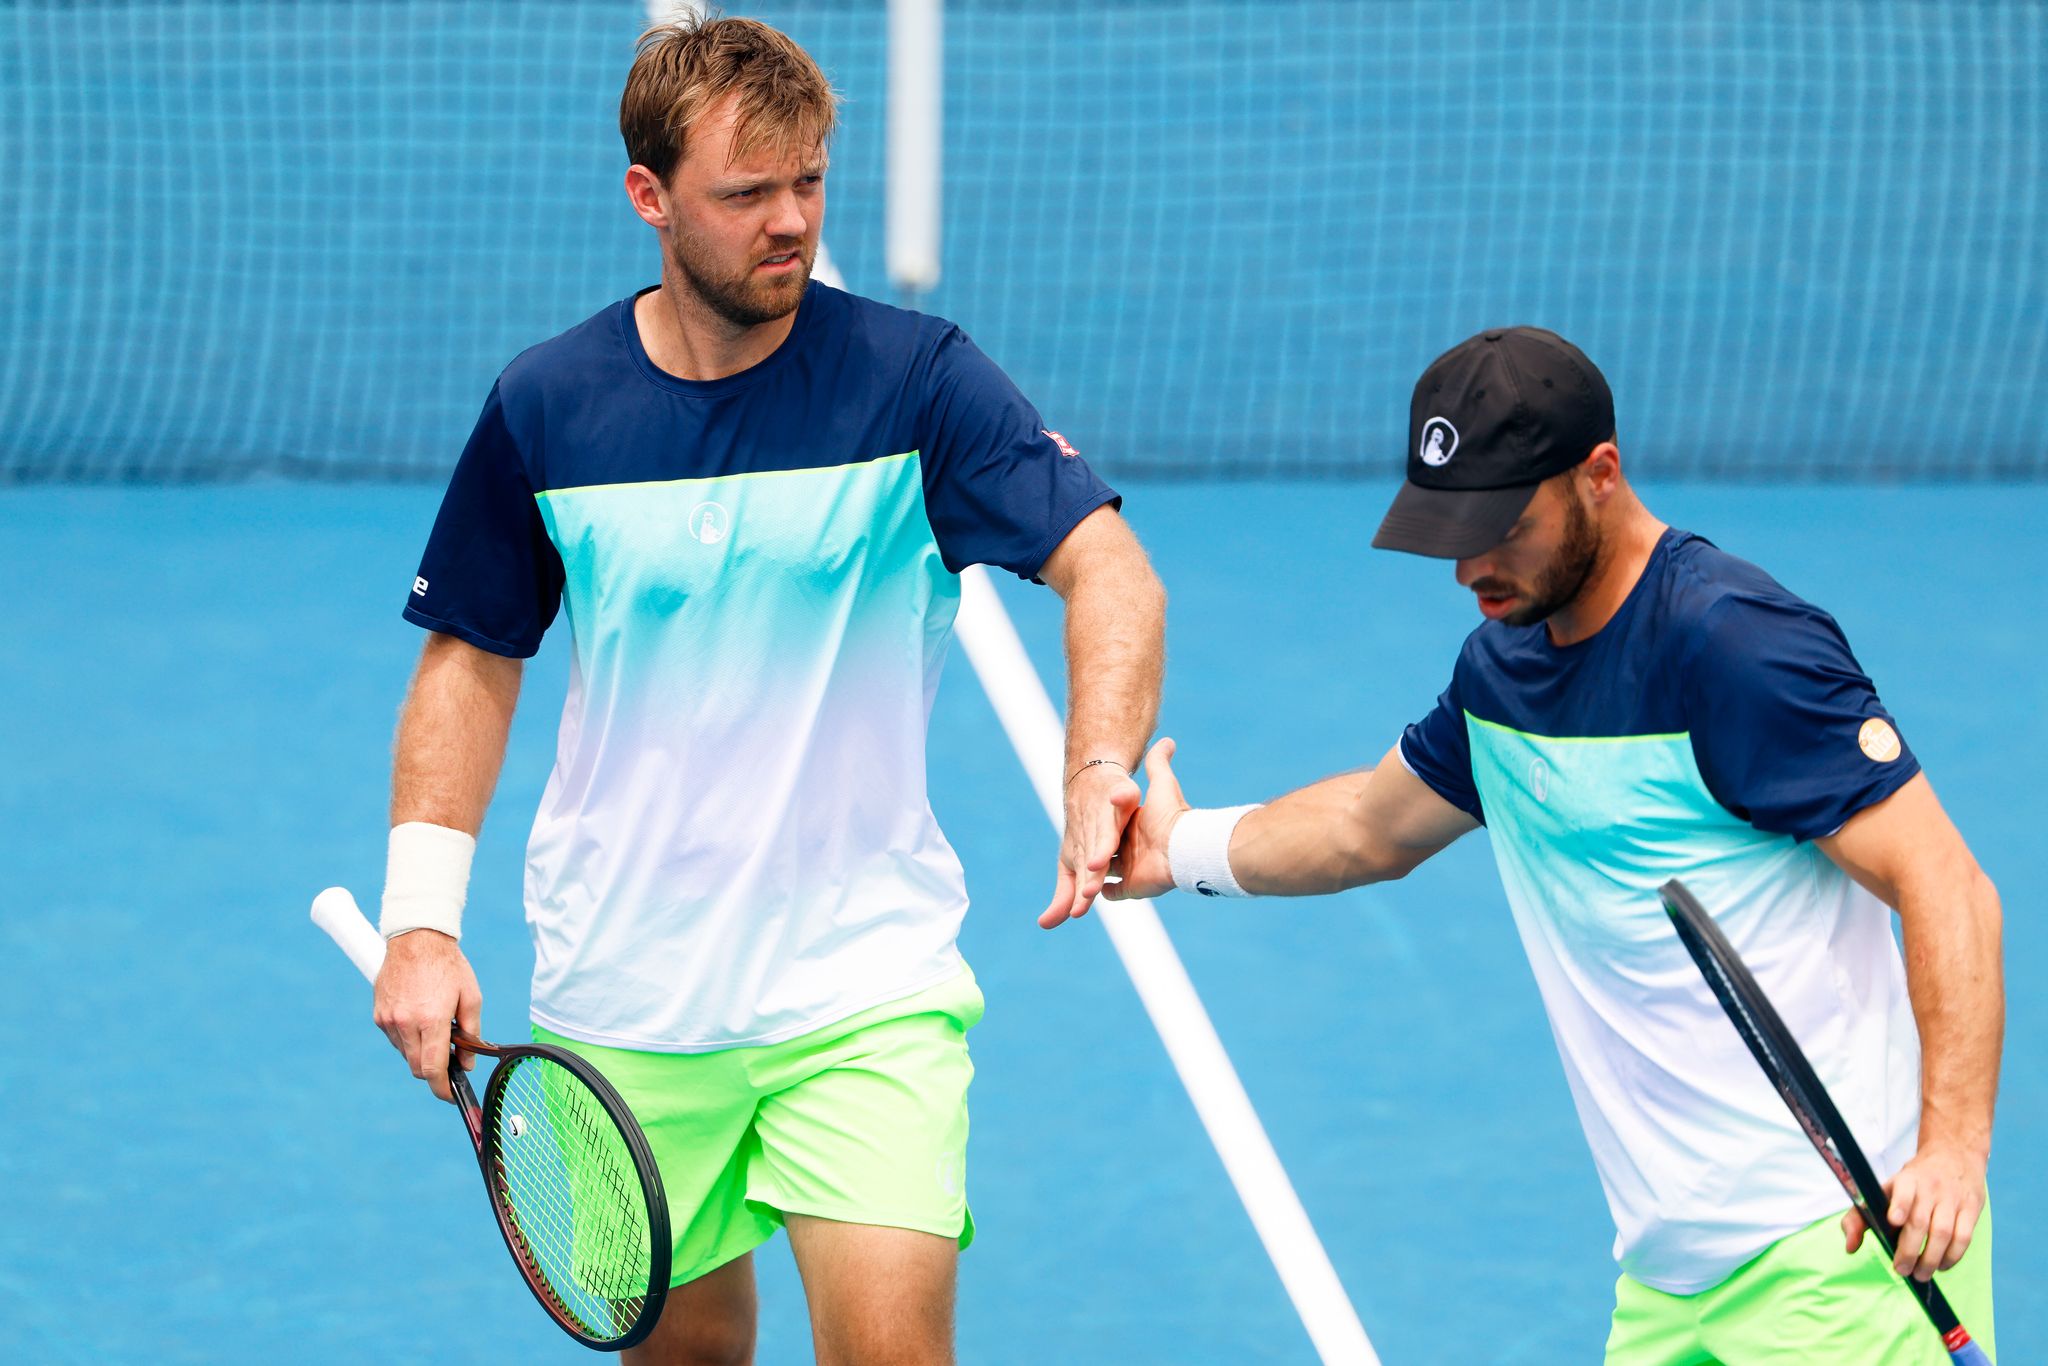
left=1039, top=759, right=1143, bottom=928
left=1100, top=737, right=1190, bottom=903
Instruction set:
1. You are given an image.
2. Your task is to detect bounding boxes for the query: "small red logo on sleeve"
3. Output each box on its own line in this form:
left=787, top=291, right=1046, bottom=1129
left=1043, top=429, right=1080, bottom=458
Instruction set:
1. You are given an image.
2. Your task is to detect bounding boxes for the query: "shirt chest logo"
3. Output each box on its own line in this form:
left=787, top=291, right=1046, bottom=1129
left=689, top=501, right=730, bottom=546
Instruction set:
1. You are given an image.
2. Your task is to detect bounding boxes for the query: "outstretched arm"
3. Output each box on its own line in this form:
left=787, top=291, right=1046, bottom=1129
left=1106, top=738, right=1478, bottom=902
left=1035, top=506, right=1165, bottom=927
left=1817, top=773, right=2003, bottom=1281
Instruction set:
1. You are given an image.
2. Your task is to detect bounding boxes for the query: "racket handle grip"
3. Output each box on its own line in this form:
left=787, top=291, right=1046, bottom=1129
left=312, top=886, right=388, bottom=982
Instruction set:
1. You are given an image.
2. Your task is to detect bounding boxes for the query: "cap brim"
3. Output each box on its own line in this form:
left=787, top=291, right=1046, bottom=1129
left=1371, top=480, right=1541, bottom=559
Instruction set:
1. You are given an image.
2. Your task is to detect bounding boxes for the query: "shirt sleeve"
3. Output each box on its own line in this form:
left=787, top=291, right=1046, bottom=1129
left=1399, top=671, right=1484, bottom=823
left=401, top=382, right=564, bottom=658
left=916, top=325, right=1120, bottom=580
left=1682, top=592, right=1919, bottom=840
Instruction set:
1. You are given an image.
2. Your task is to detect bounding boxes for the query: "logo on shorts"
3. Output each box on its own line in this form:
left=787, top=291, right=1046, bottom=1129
left=1529, top=758, right=1550, bottom=803
left=689, top=501, right=729, bottom=546
left=935, top=1150, right=963, bottom=1197
left=412, top=576, right=429, bottom=597
left=1044, top=429, right=1080, bottom=458
left=1858, top=717, right=1902, bottom=763
left=1418, top=417, right=1459, bottom=467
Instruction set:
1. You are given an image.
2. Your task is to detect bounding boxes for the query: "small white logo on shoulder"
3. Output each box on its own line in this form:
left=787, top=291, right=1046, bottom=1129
left=412, top=576, right=429, bottom=597
left=1419, top=416, right=1459, bottom=467
left=689, top=501, right=729, bottom=546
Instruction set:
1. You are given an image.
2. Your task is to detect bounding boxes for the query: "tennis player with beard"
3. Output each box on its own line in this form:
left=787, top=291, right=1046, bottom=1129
left=1106, top=327, right=2002, bottom=1362
left=371, top=17, right=1162, bottom=1365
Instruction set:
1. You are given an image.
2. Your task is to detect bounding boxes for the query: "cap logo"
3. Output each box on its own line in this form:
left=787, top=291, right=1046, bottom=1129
left=1419, top=416, right=1459, bottom=467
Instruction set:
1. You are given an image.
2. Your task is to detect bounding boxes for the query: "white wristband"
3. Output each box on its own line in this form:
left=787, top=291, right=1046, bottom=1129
left=1168, top=804, right=1262, bottom=899
left=380, top=821, right=476, bottom=940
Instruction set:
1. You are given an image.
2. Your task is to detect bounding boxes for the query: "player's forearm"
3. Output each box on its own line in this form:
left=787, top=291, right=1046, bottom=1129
left=1059, top=556, right=1164, bottom=773
left=390, top=633, right=523, bottom=835
left=1204, top=746, right=1475, bottom=899
left=1227, top=770, right=1381, bottom=896
left=1899, top=865, right=2004, bottom=1160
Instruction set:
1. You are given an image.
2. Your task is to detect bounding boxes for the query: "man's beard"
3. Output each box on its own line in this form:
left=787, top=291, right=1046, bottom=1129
left=669, top=231, right=813, bottom=328
left=1496, top=488, right=1602, bottom=627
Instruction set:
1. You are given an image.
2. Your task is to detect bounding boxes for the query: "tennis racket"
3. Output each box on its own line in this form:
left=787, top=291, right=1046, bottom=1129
left=1658, top=878, right=1991, bottom=1364
left=311, top=887, right=671, bottom=1351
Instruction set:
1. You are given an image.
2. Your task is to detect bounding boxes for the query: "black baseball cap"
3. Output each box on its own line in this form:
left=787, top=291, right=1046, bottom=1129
left=1372, top=327, right=1615, bottom=559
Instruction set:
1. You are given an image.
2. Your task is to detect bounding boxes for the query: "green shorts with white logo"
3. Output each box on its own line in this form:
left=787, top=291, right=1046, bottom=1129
left=534, top=968, right=984, bottom=1287
left=1606, top=1197, right=1995, bottom=1363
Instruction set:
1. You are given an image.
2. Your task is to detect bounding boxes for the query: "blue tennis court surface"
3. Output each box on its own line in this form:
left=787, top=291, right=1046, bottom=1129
left=3, top=480, right=2039, bottom=1362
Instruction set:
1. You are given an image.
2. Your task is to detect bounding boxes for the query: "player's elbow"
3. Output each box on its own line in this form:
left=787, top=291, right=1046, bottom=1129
left=1969, top=865, right=2003, bottom=935
left=1114, top=550, right=1166, bottom=620
left=1333, top=828, right=1416, bottom=889
left=1914, top=840, right=1999, bottom=916
left=1894, top=852, right=2002, bottom=955
left=1143, top=563, right=1167, bottom=616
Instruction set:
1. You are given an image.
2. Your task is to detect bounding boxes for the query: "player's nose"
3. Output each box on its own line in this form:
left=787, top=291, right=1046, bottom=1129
left=765, top=191, right=810, bottom=241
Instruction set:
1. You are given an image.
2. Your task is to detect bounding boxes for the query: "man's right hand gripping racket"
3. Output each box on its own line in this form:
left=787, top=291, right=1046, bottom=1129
left=1659, top=878, right=1992, bottom=1364
left=311, top=887, right=670, bottom=1352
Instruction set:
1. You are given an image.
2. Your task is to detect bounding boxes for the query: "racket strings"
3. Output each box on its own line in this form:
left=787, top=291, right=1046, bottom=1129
left=491, top=1064, right=647, bottom=1330
left=488, top=1056, right=657, bottom=1340
left=498, top=1075, right=645, bottom=1286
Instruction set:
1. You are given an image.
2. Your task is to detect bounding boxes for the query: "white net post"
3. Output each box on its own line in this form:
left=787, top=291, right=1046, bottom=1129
left=887, top=0, right=943, bottom=298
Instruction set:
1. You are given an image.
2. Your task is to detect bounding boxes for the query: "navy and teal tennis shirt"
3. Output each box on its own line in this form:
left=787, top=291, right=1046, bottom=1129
left=404, top=280, right=1117, bottom=1052
left=1399, top=529, right=1928, bottom=1292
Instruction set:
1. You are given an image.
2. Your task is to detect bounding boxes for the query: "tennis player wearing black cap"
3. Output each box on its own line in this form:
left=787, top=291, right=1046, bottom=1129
left=1100, top=327, right=2004, bottom=1361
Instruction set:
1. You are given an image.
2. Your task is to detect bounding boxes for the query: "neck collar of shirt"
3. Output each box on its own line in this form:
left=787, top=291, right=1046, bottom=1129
left=618, top=280, right=819, bottom=398
left=1538, top=525, right=1685, bottom=655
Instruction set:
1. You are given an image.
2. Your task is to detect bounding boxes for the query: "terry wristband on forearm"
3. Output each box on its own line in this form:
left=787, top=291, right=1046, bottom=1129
left=379, top=821, right=476, bottom=940
left=1168, top=804, right=1262, bottom=898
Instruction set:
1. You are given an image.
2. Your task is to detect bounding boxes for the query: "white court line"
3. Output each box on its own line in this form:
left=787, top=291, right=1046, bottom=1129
left=954, top=566, right=1379, bottom=1366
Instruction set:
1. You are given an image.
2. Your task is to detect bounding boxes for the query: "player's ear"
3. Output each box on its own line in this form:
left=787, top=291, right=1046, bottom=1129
left=1582, top=441, right=1623, bottom=502
left=625, top=164, right=670, bottom=231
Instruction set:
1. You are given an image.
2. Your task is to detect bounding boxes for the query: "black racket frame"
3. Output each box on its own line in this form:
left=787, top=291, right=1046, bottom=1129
left=1658, top=877, right=1967, bottom=1342
left=449, top=1034, right=672, bottom=1351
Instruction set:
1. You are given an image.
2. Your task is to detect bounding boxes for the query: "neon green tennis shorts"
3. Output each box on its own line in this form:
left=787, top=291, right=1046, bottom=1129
left=535, top=968, right=984, bottom=1288
left=1606, top=1197, right=1996, bottom=1363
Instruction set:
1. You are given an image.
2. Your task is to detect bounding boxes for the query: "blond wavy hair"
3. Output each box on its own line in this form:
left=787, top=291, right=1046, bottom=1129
left=620, top=13, right=839, bottom=182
